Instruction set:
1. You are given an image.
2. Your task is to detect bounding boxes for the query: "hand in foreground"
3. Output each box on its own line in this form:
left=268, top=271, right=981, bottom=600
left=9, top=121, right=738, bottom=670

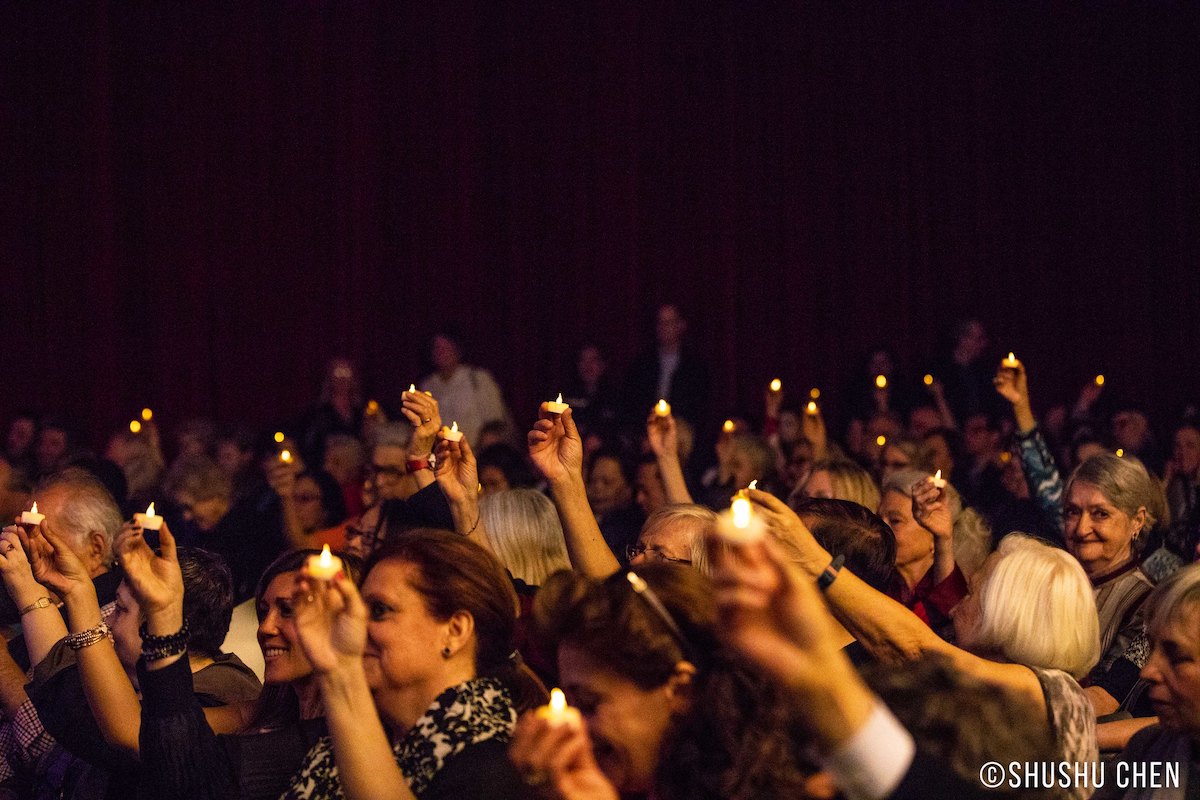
left=291, top=570, right=366, bottom=676
left=0, top=526, right=39, bottom=592
left=744, top=489, right=829, bottom=575
left=27, top=520, right=93, bottom=601
left=528, top=405, right=583, bottom=485
left=509, top=713, right=618, bottom=800
left=911, top=477, right=952, bottom=540
left=434, top=432, right=479, bottom=506
left=115, top=520, right=184, bottom=621
left=401, top=389, right=442, bottom=459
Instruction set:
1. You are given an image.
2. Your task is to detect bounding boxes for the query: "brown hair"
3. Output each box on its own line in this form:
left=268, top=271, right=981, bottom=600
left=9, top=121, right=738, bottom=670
left=368, top=529, right=547, bottom=712
left=535, top=564, right=812, bottom=800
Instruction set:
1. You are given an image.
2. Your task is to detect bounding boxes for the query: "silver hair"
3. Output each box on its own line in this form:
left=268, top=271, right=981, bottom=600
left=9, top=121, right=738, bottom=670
left=1145, top=562, right=1200, bottom=640
left=1066, top=453, right=1164, bottom=533
left=641, top=503, right=717, bottom=576
left=36, top=468, right=121, bottom=564
left=882, top=468, right=993, bottom=579
left=479, top=489, right=571, bottom=586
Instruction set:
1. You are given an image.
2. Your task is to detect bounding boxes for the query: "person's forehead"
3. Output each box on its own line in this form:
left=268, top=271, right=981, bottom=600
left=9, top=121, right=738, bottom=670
left=641, top=519, right=698, bottom=548
left=1155, top=614, right=1200, bottom=656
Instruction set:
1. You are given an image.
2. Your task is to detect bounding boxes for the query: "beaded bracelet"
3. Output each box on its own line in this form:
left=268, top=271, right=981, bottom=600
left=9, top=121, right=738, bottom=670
left=65, top=622, right=112, bottom=651
left=138, top=620, right=190, bottom=661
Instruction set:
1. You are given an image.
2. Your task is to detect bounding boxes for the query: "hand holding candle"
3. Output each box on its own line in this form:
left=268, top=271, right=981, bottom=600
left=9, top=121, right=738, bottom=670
left=134, top=502, right=164, bottom=531
left=930, top=469, right=946, bottom=489
left=722, top=419, right=736, bottom=433
left=805, top=401, right=819, bottom=416
left=769, top=378, right=782, bottom=393
left=715, top=493, right=766, bottom=544
left=305, top=544, right=343, bottom=582
left=654, top=399, right=671, bottom=418
left=1002, top=352, right=1021, bottom=369
left=441, top=422, right=464, bottom=442
left=279, top=449, right=294, bottom=464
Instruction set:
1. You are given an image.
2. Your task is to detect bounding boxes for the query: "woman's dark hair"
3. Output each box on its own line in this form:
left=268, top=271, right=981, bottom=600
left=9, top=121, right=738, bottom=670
left=246, top=548, right=364, bottom=732
left=586, top=448, right=635, bottom=488
left=297, top=468, right=347, bottom=528
left=367, top=529, right=547, bottom=712
left=793, top=498, right=898, bottom=592
left=476, top=444, right=537, bottom=490
left=176, top=547, right=237, bottom=658
left=535, top=565, right=812, bottom=800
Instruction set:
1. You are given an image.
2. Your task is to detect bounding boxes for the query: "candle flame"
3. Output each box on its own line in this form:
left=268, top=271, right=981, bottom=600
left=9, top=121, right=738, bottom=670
left=549, top=688, right=567, bottom=712
left=146, top=502, right=156, bottom=516
left=934, top=470, right=942, bottom=481
left=1094, top=375, right=1105, bottom=387
left=723, top=419, right=735, bottom=433
left=141, top=407, right=153, bottom=422
left=30, top=502, right=38, bottom=514
left=806, top=401, right=818, bottom=414
left=876, top=435, right=887, bottom=446
left=748, top=480, right=758, bottom=491
left=875, top=374, right=887, bottom=389
left=655, top=399, right=669, bottom=415
left=1116, top=448, right=1124, bottom=457
left=731, top=497, right=752, bottom=529
left=280, top=450, right=292, bottom=463
left=366, top=400, right=379, bottom=414
left=129, top=420, right=142, bottom=434
left=769, top=378, right=782, bottom=392
left=409, top=383, right=416, bottom=393
left=319, top=544, right=333, bottom=568
left=809, top=387, right=820, bottom=400
left=274, top=431, right=285, bottom=443
left=555, top=393, right=563, bottom=404
left=451, top=422, right=459, bottom=433
left=923, top=374, right=934, bottom=386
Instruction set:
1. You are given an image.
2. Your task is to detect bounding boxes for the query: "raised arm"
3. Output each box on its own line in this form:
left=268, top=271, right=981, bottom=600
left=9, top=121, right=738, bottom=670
left=399, top=389, right=443, bottom=494
left=28, top=519, right=142, bottom=756
left=645, top=411, right=693, bottom=505
left=910, top=478, right=955, bottom=585
left=434, top=433, right=493, bottom=554
left=0, top=525, right=66, bottom=667
left=527, top=406, right=620, bottom=577
left=994, top=360, right=1064, bottom=528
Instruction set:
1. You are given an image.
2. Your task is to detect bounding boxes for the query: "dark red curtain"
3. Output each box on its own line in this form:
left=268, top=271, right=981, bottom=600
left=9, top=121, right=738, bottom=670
left=3, top=3, right=1198, bottom=443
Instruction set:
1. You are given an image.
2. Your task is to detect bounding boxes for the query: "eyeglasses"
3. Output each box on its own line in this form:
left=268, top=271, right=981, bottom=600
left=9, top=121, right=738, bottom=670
left=625, top=544, right=692, bottom=565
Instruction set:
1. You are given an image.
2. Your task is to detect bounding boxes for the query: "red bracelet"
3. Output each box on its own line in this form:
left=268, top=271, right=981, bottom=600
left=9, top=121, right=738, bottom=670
left=406, top=458, right=431, bottom=472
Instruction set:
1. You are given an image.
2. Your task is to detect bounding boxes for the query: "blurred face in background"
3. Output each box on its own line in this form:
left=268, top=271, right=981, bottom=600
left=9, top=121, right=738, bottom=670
left=431, top=336, right=461, bottom=373
left=1173, top=426, right=1200, bottom=477
left=588, top=456, right=632, bottom=517
left=577, top=346, right=607, bottom=387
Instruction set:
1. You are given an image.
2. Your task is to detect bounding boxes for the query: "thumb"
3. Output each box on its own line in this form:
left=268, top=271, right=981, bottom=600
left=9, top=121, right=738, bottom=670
left=560, top=406, right=579, bottom=440
left=158, top=521, right=178, bottom=563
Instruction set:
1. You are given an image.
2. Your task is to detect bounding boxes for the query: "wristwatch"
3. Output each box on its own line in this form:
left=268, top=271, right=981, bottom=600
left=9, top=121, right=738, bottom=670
left=19, top=596, right=53, bottom=616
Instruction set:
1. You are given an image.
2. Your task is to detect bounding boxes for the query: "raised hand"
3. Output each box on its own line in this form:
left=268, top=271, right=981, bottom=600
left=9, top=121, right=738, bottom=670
left=115, top=520, right=184, bottom=620
left=527, top=405, right=583, bottom=485
left=911, top=477, right=952, bottom=540
left=434, top=432, right=479, bottom=507
left=0, top=526, right=46, bottom=607
left=644, top=411, right=679, bottom=459
left=27, top=520, right=93, bottom=601
left=509, top=713, right=619, bottom=800
left=400, top=389, right=442, bottom=459
left=290, top=571, right=366, bottom=676
left=743, top=489, right=829, bottom=575
left=993, top=361, right=1029, bottom=408
left=265, top=456, right=299, bottom=500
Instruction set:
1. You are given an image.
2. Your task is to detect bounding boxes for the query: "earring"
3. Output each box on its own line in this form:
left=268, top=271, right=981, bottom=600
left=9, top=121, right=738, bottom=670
left=441, top=646, right=452, bottom=658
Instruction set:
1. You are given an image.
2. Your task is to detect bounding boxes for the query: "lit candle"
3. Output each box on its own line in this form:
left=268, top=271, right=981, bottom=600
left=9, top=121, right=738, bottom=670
left=715, top=495, right=766, bottom=544
left=875, top=374, right=888, bottom=389
left=535, top=688, right=582, bottom=728
left=769, top=378, right=782, bottom=393
left=442, top=422, right=464, bottom=442
left=135, top=502, right=164, bottom=531
left=546, top=393, right=569, bottom=414
left=365, top=399, right=380, bottom=415
left=141, top=407, right=153, bottom=422
left=722, top=419, right=736, bottom=433
left=305, top=544, right=344, bottom=581
left=1116, top=448, right=1124, bottom=458
left=1002, top=352, right=1020, bottom=369
left=876, top=435, right=887, bottom=447
left=280, top=450, right=294, bottom=464
left=129, top=420, right=142, bottom=434
left=1094, top=374, right=1105, bottom=387
left=809, top=387, right=821, bottom=400
left=923, top=374, right=934, bottom=386
left=20, top=502, right=44, bottom=526
left=274, top=431, right=286, bottom=444
left=408, top=383, right=417, bottom=393
left=806, top=401, right=819, bottom=415
left=930, top=469, right=947, bottom=489
left=654, top=399, right=671, bottom=417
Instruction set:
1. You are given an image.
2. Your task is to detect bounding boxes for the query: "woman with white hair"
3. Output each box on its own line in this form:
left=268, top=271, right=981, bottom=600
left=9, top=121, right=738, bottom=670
left=478, top=488, right=571, bottom=588
left=1093, top=563, right=1200, bottom=798
left=748, top=490, right=1099, bottom=798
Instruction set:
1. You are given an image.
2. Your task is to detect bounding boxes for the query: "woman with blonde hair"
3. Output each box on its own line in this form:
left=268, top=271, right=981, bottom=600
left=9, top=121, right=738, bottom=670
left=794, top=458, right=881, bottom=512
left=478, top=488, right=571, bottom=588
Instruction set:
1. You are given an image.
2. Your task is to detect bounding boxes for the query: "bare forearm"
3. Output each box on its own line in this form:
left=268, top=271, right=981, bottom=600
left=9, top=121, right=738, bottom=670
left=1011, top=401, right=1036, bottom=435
left=319, top=664, right=416, bottom=800
left=13, top=579, right=68, bottom=668
left=1097, top=717, right=1157, bottom=752
left=931, top=536, right=955, bottom=584
left=656, top=454, right=693, bottom=505
left=548, top=475, right=620, bottom=577
left=64, top=589, right=142, bottom=755
left=448, top=498, right=493, bottom=555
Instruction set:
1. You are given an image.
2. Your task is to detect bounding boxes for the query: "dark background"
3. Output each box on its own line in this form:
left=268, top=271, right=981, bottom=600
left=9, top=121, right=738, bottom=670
left=3, top=2, right=1198, bottom=445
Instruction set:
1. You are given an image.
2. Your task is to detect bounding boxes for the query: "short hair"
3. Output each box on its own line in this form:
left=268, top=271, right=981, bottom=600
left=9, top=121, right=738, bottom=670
left=1066, top=453, right=1166, bottom=535
left=177, top=547, right=237, bottom=657
left=297, top=468, right=348, bottom=529
left=1145, top=562, right=1200, bottom=642
left=373, top=423, right=412, bottom=451
left=36, top=469, right=122, bottom=564
left=973, top=533, right=1100, bottom=679
left=479, top=489, right=571, bottom=586
left=883, top=439, right=934, bottom=473
left=793, top=498, right=897, bottom=591
left=804, top=459, right=881, bottom=512
left=171, top=457, right=232, bottom=503
left=641, top=503, right=717, bottom=576
left=323, top=433, right=365, bottom=470
left=882, top=468, right=993, bottom=578
left=110, top=430, right=165, bottom=497
left=587, top=448, right=634, bottom=487
left=729, top=433, right=773, bottom=481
